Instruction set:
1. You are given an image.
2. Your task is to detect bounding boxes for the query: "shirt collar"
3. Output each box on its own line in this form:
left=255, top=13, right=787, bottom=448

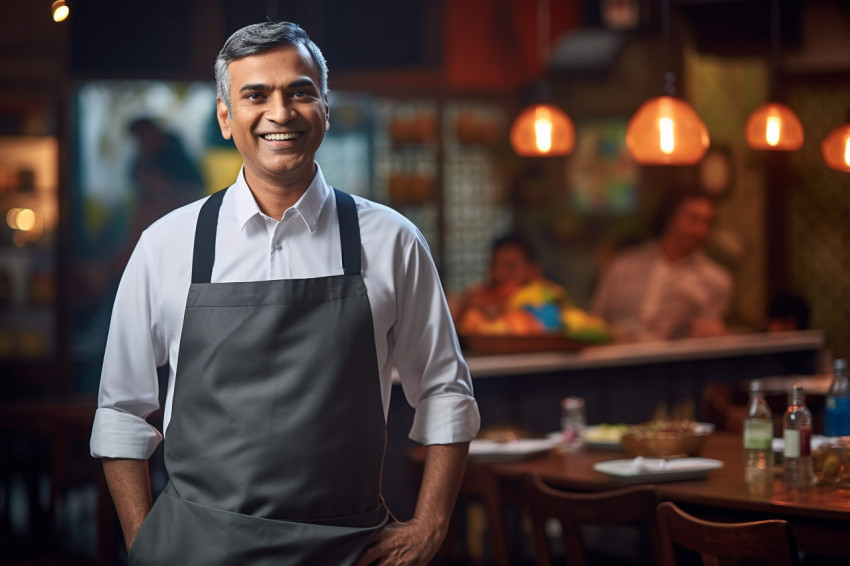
left=232, top=165, right=331, bottom=232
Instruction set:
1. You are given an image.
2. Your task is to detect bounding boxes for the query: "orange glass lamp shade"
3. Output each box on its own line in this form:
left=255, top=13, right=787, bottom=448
left=625, top=96, right=710, bottom=165
left=745, top=102, right=804, bottom=151
left=510, top=104, right=575, bottom=157
left=822, top=122, right=850, bottom=172
left=52, top=0, right=69, bottom=22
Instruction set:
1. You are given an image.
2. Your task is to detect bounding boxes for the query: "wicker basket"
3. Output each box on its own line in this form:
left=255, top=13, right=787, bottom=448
left=620, top=422, right=711, bottom=458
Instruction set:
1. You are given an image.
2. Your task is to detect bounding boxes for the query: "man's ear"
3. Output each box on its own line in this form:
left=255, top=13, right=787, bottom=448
left=324, top=95, right=330, bottom=131
left=217, top=98, right=232, bottom=140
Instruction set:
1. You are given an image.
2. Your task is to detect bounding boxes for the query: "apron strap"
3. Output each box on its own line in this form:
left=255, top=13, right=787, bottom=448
left=334, top=188, right=361, bottom=275
left=191, top=187, right=362, bottom=283
left=192, top=188, right=227, bottom=284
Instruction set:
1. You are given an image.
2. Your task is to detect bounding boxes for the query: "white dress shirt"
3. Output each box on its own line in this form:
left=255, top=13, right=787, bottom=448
left=90, top=165, right=480, bottom=459
left=592, top=242, right=732, bottom=342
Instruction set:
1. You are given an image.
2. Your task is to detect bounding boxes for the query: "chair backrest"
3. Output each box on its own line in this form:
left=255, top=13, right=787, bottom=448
left=460, top=460, right=512, bottom=566
left=522, top=474, right=662, bottom=566
left=656, top=501, right=801, bottom=566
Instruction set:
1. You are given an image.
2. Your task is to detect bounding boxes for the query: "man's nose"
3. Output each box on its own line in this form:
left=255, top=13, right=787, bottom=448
left=266, top=93, right=294, bottom=123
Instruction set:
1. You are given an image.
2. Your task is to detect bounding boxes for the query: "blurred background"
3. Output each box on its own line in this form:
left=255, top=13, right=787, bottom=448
left=1, top=0, right=849, bottom=564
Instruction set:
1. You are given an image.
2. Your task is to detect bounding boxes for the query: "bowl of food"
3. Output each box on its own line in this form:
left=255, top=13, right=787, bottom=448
left=813, top=437, right=850, bottom=482
left=620, top=419, right=713, bottom=458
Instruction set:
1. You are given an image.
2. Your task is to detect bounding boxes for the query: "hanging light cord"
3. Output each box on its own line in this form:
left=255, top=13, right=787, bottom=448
left=770, top=0, right=780, bottom=100
left=662, top=0, right=675, bottom=96
left=538, top=0, right=550, bottom=69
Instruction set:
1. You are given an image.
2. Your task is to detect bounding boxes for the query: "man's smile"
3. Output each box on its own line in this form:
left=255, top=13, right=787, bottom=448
left=260, top=132, right=301, bottom=141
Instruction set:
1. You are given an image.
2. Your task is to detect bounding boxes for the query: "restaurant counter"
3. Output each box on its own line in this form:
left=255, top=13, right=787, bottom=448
left=462, top=329, right=825, bottom=378
left=384, top=330, right=824, bottom=519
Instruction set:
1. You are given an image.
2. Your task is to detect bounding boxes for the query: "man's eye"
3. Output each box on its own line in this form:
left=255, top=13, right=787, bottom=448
left=293, top=90, right=308, bottom=98
left=246, top=93, right=266, bottom=100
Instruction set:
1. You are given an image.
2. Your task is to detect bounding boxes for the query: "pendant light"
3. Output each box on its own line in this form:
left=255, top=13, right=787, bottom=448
left=52, top=0, right=69, bottom=22
left=822, top=115, right=850, bottom=173
left=510, top=85, right=575, bottom=157
left=625, top=0, right=709, bottom=165
left=509, top=0, right=575, bottom=157
left=745, top=0, right=803, bottom=151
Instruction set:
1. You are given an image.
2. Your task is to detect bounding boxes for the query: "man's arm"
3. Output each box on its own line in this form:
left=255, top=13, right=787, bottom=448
left=102, top=458, right=153, bottom=550
left=354, top=442, right=469, bottom=566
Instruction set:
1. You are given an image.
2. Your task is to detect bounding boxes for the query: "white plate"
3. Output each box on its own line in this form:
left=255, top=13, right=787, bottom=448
left=469, top=438, right=560, bottom=462
left=593, top=457, right=724, bottom=484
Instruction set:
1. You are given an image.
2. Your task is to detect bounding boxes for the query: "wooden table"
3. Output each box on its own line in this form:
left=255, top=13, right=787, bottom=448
left=484, top=431, right=850, bottom=560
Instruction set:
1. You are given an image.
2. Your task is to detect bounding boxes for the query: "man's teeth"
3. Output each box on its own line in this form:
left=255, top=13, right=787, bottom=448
left=263, top=133, right=298, bottom=141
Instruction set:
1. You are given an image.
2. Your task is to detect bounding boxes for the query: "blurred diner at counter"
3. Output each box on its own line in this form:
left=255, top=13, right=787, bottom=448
left=451, top=233, right=611, bottom=345
left=591, top=189, right=733, bottom=343
left=452, top=233, right=572, bottom=333
left=452, top=190, right=738, bottom=347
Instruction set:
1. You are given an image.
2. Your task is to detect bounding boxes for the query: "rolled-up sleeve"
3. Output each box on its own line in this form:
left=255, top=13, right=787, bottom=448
left=90, top=234, right=166, bottom=459
left=391, top=232, right=480, bottom=445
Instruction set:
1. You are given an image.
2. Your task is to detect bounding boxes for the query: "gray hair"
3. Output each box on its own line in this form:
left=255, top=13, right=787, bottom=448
left=214, top=21, right=328, bottom=116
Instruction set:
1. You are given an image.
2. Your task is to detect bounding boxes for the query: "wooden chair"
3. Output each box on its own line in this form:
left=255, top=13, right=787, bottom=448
left=522, top=474, right=662, bottom=566
left=656, top=501, right=801, bottom=566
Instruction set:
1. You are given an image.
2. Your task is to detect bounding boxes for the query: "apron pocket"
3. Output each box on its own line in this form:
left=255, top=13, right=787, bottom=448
left=129, top=491, right=388, bottom=566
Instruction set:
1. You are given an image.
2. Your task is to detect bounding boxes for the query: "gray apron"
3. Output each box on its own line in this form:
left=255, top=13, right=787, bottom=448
left=129, top=188, right=389, bottom=565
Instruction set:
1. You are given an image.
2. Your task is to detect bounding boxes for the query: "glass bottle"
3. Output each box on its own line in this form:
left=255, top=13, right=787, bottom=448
left=824, top=358, right=850, bottom=437
left=560, top=396, right=586, bottom=452
left=783, top=384, right=814, bottom=489
left=744, top=380, right=774, bottom=494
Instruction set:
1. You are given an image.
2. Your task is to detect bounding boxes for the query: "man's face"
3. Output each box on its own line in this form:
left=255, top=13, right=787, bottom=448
left=490, top=245, right=539, bottom=289
left=665, top=197, right=716, bottom=255
left=217, top=45, right=329, bottom=190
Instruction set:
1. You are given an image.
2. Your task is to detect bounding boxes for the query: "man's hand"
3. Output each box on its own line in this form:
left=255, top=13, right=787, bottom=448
left=355, top=442, right=469, bottom=566
left=353, top=517, right=443, bottom=566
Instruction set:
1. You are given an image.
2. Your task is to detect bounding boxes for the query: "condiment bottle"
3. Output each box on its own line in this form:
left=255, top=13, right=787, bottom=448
left=744, top=379, right=774, bottom=495
left=783, top=384, right=814, bottom=490
left=824, top=358, right=850, bottom=437
left=560, top=396, right=586, bottom=452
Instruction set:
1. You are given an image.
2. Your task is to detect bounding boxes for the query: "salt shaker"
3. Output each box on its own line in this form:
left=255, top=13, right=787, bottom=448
left=561, top=396, right=586, bottom=452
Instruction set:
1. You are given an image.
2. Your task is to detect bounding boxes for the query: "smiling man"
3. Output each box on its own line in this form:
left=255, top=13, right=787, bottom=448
left=90, top=22, right=479, bottom=566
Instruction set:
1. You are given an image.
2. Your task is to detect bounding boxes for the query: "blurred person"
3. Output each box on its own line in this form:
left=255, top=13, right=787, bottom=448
left=766, top=292, right=810, bottom=333
left=454, top=233, right=570, bottom=333
left=591, top=190, right=733, bottom=342
left=127, top=117, right=205, bottom=243
left=69, top=119, right=206, bottom=382
left=90, top=21, right=479, bottom=566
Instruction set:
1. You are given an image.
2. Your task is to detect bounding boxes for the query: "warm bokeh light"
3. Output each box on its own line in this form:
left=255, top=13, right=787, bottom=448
left=745, top=102, right=804, bottom=151
left=52, top=1, right=69, bottom=22
left=6, top=208, right=43, bottom=244
left=6, top=208, right=21, bottom=229
left=14, top=208, right=37, bottom=231
left=510, top=103, right=575, bottom=157
left=534, top=115, right=554, bottom=153
left=625, top=96, right=710, bottom=165
left=822, top=122, right=850, bottom=173
left=659, top=117, right=675, bottom=154
left=765, top=116, right=781, bottom=146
